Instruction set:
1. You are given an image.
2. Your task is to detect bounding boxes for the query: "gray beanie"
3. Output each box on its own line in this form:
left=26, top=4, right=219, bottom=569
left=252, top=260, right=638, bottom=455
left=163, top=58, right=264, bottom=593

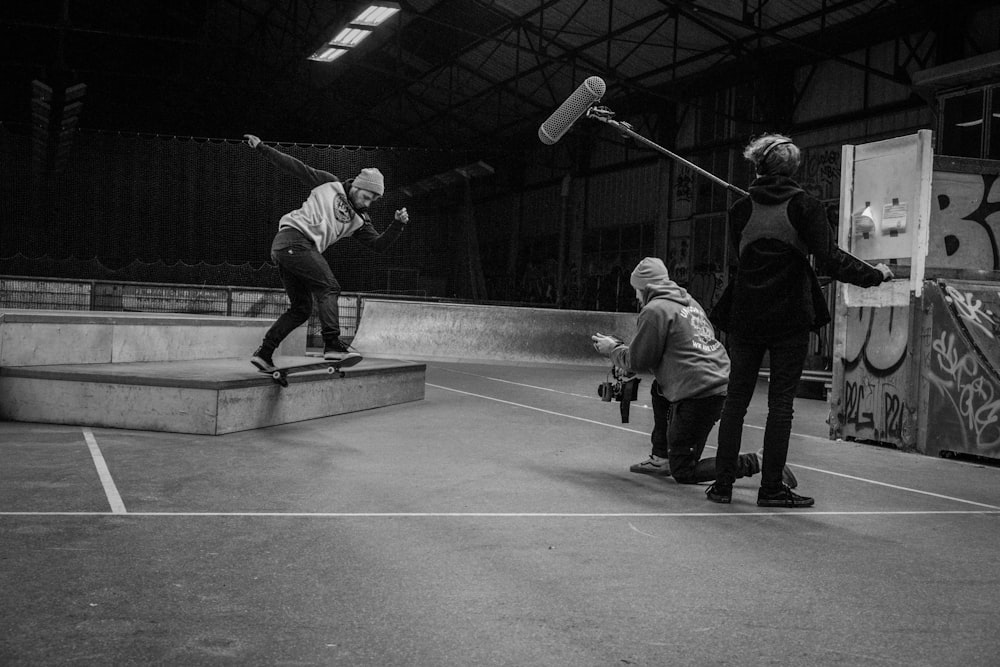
left=353, top=167, right=385, bottom=195
left=630, top=257, right=670, bottom=291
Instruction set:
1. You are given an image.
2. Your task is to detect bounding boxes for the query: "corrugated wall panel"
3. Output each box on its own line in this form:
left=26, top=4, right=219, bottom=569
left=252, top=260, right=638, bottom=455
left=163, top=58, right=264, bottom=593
left=795, top=57, right=867, bottom=124
left=585, top=164, right=660, bottom=229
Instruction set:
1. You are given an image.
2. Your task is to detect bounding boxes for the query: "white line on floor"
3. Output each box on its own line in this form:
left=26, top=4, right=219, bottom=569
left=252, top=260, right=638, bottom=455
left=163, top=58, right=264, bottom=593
left=426, top=383, right=1000, bottom=511
left=789, top=464, right=1000, bottom=509
left=434, top=366, right=602, bottom=401
left=0, top=508, right=1000, bottom=519
left=82, top=428, right=126, bottom=514
left=430, top=366, right=829, bottom=440
left=427, top=383, right=644, bottom=433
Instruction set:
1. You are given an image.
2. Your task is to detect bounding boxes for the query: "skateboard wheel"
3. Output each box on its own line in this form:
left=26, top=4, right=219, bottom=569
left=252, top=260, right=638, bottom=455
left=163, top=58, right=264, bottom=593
left=326, top=366, right=335, bottom=374
left=339, top=371, right=346, bottom=378
left=271, top=371, right=282, bottom=380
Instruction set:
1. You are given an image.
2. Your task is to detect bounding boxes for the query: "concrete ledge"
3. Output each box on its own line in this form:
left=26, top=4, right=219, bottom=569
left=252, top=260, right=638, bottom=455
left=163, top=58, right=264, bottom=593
left=352, top=300, right=637, bottom=367
left=0, top=357, right=425, bottom=435
left=0, top=310, right=304, bottom=366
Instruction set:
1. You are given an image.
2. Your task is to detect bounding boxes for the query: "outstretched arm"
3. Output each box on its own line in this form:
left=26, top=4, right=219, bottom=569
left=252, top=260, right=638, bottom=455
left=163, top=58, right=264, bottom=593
left=352, top=207, right=410, bottom=253
left=244, top=134, right=339, bottom=188
left=795, top=195, right=893, bottom=287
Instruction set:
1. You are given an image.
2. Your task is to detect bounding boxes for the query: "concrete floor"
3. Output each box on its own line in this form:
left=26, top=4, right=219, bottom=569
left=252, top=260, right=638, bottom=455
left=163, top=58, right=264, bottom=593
left=2, top=362, right=999, bottom=666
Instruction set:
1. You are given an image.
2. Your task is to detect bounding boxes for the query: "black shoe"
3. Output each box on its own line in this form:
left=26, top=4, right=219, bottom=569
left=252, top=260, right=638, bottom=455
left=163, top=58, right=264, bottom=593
left=757, top=484, right=814, bottom=508
left=706, top=484, right=732, bottom=504
left=323, top=337, right=355, bottom=360
left=250, top=346, right=275, bottom=372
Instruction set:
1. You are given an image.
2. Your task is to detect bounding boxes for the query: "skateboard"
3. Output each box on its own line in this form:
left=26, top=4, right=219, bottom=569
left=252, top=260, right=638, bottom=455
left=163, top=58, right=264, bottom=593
left=260, top=354, right=362, bottom=387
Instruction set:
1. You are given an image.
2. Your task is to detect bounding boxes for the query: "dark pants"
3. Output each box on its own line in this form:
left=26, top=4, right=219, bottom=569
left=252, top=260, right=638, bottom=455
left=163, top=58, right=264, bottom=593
left=714, top=330, right=810, bottom=489
left=650, top=382, right=758, bottom=484
left=261, top=228, right=341, bottom=351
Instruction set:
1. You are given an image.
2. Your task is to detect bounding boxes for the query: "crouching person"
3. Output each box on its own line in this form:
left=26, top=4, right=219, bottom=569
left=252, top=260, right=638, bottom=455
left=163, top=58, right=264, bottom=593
left=592, top=257, right=781, bottom=488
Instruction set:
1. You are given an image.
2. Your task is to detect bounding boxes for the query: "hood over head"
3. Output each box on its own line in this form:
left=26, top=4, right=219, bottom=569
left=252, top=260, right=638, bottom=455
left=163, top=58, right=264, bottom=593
left=630, top=257, right=691, bottom=306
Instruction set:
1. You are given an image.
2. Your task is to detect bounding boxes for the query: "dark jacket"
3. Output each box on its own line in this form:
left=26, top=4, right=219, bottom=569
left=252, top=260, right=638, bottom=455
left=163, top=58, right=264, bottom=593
left=710, top=174, right=885, bottom=340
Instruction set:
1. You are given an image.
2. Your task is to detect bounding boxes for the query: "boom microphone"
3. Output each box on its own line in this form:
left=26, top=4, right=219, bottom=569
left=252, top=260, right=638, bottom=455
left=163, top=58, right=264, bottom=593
left=538, top=76, right=606, bottom=145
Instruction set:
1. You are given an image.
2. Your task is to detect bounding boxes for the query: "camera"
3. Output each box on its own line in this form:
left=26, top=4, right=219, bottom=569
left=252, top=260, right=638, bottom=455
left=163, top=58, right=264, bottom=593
left=597, top=365, right=641, bottom=423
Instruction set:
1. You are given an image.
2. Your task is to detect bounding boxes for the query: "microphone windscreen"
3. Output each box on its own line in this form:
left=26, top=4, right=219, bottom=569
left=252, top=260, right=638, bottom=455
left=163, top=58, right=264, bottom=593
left=538, top=76, right=606, bottom=145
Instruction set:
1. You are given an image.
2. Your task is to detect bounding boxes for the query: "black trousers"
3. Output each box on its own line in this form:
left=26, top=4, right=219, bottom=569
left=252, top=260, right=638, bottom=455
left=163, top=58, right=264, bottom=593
left=650, top=382, right=758, bottom=484
left=262, top=228, right=342, bottom=350
left=714, top=330, right=810, bottom=489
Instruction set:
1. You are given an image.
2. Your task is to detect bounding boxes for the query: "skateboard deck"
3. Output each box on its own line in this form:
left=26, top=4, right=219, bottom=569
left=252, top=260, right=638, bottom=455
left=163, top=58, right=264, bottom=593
left=261, top=354, right=362, bottom=387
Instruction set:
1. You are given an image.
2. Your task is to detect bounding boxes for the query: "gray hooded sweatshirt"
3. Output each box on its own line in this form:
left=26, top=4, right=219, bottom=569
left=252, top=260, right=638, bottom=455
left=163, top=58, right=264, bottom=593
left=609, top=257, right=730, bottom=402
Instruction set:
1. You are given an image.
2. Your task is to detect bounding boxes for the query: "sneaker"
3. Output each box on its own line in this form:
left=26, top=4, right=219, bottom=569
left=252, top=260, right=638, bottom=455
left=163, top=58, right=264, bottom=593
left=323, top=338, right=355, bottom=360
left=251, top=346, right=275, bottom=372
left=755, top=449, right=798, bottom=489
left=757, top=484, right=814, bottom=508
left=630, top=455, right=671, bottom=476
left=706, top=484, right=732, bottom=504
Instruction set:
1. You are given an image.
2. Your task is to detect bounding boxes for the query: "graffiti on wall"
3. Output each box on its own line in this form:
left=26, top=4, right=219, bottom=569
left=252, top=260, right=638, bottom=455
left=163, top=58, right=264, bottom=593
left=799, top=149, right=841, bottom=201
left=928, top=171, right=1000, bottom=272
left=838, top=305, right=917, bottom=447
left=688, top=269, right=724, bottom=314
left=925, top=283, right=1000, bottom=456
left=674, top=170, right=694, bottom=204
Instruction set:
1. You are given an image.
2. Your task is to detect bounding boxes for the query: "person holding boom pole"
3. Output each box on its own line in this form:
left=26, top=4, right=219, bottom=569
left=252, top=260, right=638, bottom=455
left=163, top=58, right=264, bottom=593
left=706, top=134, right=894, bottom=507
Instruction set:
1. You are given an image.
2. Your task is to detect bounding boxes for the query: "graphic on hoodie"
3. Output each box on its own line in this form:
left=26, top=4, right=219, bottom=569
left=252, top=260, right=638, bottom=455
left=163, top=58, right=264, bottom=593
left=683, top=305, right=723, bottom=354
left=333, top=191, right=355, bottom=223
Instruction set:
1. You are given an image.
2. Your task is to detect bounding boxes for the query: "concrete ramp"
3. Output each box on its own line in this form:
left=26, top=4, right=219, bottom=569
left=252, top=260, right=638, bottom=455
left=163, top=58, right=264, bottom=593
left=940, top=280, right=1000, bottom=372
left=0, top=309, right=304, bottom=366
left=351, top=299, right=637, bottom=366
left=923, top=279, right=1000, bottom=458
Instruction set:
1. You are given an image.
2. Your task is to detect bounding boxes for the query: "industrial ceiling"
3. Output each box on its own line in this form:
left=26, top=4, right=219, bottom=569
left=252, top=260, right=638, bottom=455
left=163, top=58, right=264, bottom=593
left=0, top=0, right=985, bottom=149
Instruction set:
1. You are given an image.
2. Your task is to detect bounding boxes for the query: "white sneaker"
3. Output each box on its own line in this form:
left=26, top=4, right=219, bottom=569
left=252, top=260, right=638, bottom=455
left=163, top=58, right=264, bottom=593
left=629, top=455, right=671, bottom=476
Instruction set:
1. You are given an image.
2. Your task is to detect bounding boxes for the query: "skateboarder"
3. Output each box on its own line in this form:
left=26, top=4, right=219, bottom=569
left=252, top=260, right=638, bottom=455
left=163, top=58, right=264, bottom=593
left=244, top=134, right=410, bottom=371
left=592, top=257, right=794, bottom=488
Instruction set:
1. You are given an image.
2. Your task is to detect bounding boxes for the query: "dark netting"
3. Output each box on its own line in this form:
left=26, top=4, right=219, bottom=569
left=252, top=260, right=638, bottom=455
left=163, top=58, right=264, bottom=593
left=0, top=123, right=486, bottom=295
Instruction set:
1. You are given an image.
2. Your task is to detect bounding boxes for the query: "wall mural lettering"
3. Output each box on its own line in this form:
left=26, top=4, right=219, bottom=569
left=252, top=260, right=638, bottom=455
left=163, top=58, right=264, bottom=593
left=926, top=331, right=1000, bottom=453
left=799, top=149, right=841, bottom=201
left=928, top=172, right=1000, bottom=271
left=843, top=376, right=911, bottom=443
left=836, top=164, right=999, bottom=457
left=839, top=304, right=917, bottom=447
left=945, top=284, right=1000, bottom=339
left=840, top=283, right=1000, bottom=454
left=924, top=284, right=1000, bottom=455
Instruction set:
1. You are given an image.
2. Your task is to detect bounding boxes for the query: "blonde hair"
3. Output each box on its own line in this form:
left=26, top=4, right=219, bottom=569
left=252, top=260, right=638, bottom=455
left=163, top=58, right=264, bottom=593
left=743, top=133, right=800, bottom=176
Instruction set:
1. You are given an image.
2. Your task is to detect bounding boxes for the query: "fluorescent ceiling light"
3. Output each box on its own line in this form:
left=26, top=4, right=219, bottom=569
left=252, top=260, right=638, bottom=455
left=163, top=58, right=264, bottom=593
left=955, top=119, right=983, bottom=127
left=309, top=47, right=348, bottom=62
left=331, top=27, right=371, bottom=47
left=354, top=4, right=400, bottom=26
left=308, top=2, right=399, bottom=63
